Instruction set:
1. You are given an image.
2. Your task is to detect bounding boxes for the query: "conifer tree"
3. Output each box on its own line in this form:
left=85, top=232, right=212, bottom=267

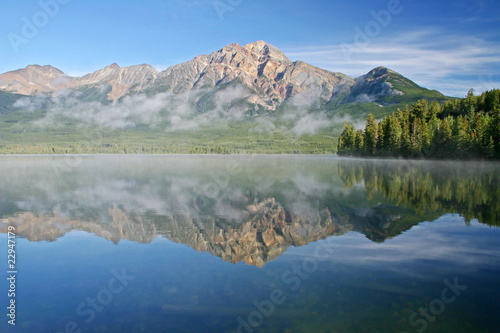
left=364, top=113, right=377, bottom=155
left=354, top=129, right=364, bottom=152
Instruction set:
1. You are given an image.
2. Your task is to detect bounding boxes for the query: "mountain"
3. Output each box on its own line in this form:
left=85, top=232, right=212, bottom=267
left=0, top=41, right=445, bottom=115
left=0, top=65, right=66, bottom=95
left=150, top=41, right=355, bottom=112
left=344, top=66, right=444, bottom=105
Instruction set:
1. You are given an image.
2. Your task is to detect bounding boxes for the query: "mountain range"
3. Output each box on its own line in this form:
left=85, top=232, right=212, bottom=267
left=0, top=40, right=445, bottom=115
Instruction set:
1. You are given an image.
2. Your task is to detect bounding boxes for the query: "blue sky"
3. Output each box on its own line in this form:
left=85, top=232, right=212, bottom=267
left=1, top=0, right=499, bottom=96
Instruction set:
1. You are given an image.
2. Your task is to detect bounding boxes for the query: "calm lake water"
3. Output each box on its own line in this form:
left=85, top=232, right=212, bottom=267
left=0, top=155, right=499, bottom=333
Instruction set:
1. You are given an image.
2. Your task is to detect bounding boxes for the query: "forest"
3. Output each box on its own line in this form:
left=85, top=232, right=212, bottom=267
left=337, top=89, right=500, bottom=159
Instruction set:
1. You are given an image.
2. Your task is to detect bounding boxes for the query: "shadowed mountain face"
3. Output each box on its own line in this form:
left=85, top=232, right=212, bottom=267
left=0, top=156, right=497, bottom=266
left=0, top=41, right=443, bottom=114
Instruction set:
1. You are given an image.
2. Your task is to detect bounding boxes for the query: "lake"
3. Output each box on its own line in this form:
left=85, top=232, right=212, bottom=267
left=0, top=155, right=499, bottom=333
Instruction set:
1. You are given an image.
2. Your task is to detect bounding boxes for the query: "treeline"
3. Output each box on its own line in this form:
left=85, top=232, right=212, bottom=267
left=338, top=89, right=500, bottom=159
left=0, top=143, right=332, bottom=155
left=0, top=144, right=234, bottom=155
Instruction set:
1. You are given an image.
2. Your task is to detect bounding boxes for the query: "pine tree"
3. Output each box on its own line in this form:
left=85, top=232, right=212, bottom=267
left=485, top=109, right=500, bottom=157
left=400, top=129, right=412, bottom=157
left=485, top=136, right=496, bottom=159
left=338, top=122, right=356, bottom=155
left=376, top=121, right=385, bottom=152
left=354, top=129, right=364, bottom=153
left=463, top=89, right=477, bottom=118
left=437, top=117, right=453, bottom=157
left=364, top=113, right=377, bottom=155
left=427, top=101, right=441, bottom=121
left=411, top=99, right=429, bottom=121
left=452, top=116, right=469, bottom=156
left=387, top=115, right=402, bottom=154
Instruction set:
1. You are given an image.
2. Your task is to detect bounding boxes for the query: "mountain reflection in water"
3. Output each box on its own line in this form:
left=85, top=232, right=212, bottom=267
left=1, top=156, right=498, bottom=266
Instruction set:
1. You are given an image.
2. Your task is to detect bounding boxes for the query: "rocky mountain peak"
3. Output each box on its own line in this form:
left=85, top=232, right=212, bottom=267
left=78, top=63, right=121, bottom=83
left=364, top=66, right=393, bottom=79
left=132, top=63, right=157, bottom=71
left=0, top=64, right=67, bottom=95
left=244, top=40, right=290, bottom=63
left=25, top=64, right=65, bottom=76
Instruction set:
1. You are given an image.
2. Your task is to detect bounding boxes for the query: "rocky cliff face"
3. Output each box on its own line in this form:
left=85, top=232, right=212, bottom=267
left=153, top=41, right=354, bottom=111
left=0, top=41, right=433, bottom=112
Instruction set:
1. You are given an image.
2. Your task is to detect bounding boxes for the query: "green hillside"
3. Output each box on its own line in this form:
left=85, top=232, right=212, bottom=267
left=0, top=76, right=455, bottom=155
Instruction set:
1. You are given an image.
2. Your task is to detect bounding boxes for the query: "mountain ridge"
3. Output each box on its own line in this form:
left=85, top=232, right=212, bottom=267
left=0, top=41, right=445, bottom=114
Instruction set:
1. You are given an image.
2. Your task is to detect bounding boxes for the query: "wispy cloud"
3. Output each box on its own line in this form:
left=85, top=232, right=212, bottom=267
left=283, top=30, right=500, bottom=97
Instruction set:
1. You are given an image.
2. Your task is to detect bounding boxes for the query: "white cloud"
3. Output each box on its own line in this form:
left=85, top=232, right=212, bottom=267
left=283, top=30, right=500, bottom=97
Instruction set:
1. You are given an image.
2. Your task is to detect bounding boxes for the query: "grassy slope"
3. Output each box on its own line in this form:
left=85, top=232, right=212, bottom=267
left=0, top=117, right=340, bottom=154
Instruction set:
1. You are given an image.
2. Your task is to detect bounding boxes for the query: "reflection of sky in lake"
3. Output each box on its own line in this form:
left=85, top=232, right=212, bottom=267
left=283, top=215, right=500, bottom=275
left=1, top=215, right=499, bottom=332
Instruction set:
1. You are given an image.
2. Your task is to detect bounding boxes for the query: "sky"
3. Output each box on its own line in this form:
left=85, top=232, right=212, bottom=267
left=1, top=0, right=499, bottom=97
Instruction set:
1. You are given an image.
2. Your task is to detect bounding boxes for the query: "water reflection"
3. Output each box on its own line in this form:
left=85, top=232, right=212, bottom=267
left=1, top=156, right=499, bottom=333
left=0, top=156, right=498, bottom=266
left=338, top=159, right=500, bottom=226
